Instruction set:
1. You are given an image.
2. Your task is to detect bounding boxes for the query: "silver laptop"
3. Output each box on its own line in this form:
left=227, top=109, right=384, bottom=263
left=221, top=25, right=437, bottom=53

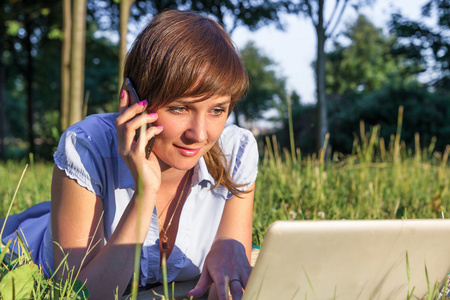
left=244, top=219, right=450, bottom=300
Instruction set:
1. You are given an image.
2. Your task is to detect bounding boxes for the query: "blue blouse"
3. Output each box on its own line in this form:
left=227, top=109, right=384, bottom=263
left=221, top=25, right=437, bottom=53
left=37, top=113, right=259, bottom=286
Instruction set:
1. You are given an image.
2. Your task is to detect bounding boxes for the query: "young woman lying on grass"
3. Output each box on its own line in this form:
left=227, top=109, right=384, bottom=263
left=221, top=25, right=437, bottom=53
left=1, top=10, right=258, bottom=300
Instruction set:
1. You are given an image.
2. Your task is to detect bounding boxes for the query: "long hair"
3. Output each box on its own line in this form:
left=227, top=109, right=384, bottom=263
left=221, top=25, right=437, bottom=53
left=124, top=10, right=249, bottom=196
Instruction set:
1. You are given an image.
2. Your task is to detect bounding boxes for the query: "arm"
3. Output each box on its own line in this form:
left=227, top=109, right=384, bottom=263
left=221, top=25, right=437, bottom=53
left=187, top=182, right=255, bottom=300
left=51, top=168, right=156, bottom=299
left=52, top=91, right=163, bottom=299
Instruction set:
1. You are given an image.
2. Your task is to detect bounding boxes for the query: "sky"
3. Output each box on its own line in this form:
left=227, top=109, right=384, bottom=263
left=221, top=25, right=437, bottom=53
left=231, top=0, right=430, bottom=104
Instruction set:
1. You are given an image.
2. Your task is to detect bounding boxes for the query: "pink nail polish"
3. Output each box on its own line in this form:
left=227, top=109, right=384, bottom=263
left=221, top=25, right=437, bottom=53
left=148, top=113, right=158, bottom=117
left=156, top=126, right=163, bottom=129
left=121, top=90, right=125, bottom=99
left=138, top=100, right=148, bottom=106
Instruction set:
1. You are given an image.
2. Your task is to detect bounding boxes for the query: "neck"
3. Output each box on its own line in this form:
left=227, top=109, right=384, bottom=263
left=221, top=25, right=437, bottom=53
left=157, top=155, right=194, bottom=189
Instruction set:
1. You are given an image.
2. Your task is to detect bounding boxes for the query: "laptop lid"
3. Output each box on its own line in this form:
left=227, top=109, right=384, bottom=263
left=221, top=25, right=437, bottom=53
left=244, top=220, right=450, bottom=300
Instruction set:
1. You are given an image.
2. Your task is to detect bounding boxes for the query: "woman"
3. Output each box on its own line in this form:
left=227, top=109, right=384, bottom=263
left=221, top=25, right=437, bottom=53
left=1, top=10, right=258, bottom=300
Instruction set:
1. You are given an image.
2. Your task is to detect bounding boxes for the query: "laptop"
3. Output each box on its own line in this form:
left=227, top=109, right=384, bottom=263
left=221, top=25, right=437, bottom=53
left=243, top=219, right=450, bottom=300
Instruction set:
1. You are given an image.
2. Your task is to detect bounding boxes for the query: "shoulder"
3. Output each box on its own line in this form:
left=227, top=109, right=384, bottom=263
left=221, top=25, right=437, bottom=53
left=219, top=123, right=259, bottom=187
left=57, top=113, right=119, bottom=157
left=53, top=113, right=121, bottom=196
left=219, top=123, right=258, bottom=156
left=68, top=113, right=118, bottom=145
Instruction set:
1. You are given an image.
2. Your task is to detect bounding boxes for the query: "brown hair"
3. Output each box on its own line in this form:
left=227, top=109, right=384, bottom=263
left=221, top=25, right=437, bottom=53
left=124, top=10, right=249, bottom=196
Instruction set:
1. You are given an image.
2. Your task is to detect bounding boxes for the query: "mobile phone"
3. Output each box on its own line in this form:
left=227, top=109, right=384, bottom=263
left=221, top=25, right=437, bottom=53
left=121, top=78, right=155, bottom=159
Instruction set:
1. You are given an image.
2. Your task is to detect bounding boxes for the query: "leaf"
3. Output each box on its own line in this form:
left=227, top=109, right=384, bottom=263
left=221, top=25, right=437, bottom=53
left=0, top=263, right=41, bottom=299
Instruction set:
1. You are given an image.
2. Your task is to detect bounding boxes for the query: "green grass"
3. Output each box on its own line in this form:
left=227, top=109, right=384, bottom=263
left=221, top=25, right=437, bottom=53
left=0, top=155, right=53, bottom=218
left=252, top=120, right=449, bottom=245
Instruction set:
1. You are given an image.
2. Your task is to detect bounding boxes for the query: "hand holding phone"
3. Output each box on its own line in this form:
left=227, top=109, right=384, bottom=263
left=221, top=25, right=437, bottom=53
left=121, top=78, right=155, bottom=159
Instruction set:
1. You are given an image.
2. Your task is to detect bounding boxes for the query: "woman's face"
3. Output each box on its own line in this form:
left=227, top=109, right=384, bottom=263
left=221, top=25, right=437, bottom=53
left=152, top=94, right=231, bottom=171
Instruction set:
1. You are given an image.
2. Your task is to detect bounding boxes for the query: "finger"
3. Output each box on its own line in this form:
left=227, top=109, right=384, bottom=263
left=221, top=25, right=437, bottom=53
left=229, top=280, right=243, bottom=300
left=116, top=98, right=149, bottom=127
left=118, top=90, right=129, bottom=114
left=239, top=266, right=252, bottom=288
left=214, top=278, right=228, bottom=300
left=138, top=125, right=163, bottom=159
left=186, top=272, right=213, bottom=299
left=144, top=125, right=163, bottom=144
left=120, top=112, right=157, bottom=154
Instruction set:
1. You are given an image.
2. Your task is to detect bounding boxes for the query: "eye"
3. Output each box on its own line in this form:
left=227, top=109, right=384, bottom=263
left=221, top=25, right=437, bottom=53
left=211, top=108, right=226, bottom=116
left=169, top=106, right=187, bottom=114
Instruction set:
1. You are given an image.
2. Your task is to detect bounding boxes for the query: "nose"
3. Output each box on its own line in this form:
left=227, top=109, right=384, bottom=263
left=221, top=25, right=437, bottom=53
left=184, top=114, right=208, bottom=143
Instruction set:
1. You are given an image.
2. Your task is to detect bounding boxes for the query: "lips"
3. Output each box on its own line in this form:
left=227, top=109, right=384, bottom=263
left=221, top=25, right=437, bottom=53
left=174, top=145, right=201, bottom=157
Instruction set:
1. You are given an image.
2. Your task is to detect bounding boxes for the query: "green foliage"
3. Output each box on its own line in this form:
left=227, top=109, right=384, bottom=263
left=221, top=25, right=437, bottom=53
left=237, top=41, right=287, bottom=125
left=388, top=0, right=449, bottom=91
left=0, top=263, right=42, bottom=299
left=0, top=240, right=90, bottom=299
left=327, top=82, right=450, bottom=154
left=87, top=0, right=285, bottom=34
left=273, top=80, right=449, bottom=156
left=325, top=14, right=420, bottom=95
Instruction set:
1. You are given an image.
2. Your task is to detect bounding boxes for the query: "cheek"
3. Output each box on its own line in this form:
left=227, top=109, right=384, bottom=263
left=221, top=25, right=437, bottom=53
left=208, top=120, right=227, bottom=141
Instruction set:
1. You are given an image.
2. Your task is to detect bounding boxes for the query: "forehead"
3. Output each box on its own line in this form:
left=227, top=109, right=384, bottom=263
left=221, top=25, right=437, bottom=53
left=170, top=94, right=231, bottom=105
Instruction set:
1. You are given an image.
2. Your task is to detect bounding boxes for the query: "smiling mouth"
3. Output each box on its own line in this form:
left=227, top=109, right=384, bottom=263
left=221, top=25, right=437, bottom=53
left=174, top=145, right=201, bottom=157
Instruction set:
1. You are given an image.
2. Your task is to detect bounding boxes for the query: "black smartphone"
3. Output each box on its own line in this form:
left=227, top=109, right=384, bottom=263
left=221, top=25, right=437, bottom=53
left=121, top=78, right=155, bottom=159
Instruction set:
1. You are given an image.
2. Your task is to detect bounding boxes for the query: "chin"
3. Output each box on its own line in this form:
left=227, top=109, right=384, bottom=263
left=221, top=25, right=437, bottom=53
left=158, top=155, right=200, bottom=172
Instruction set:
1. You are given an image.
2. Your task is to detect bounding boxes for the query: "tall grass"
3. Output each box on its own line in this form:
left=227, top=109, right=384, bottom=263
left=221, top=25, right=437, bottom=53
left=0, top=155, right=53, bottom=217
left=252, top=107, right=449, bottom=245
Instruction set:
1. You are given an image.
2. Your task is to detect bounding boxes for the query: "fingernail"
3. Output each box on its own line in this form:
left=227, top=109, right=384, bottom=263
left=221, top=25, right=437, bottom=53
left=138, top=100, right=148, bottom=106
left=156, top=126, right=163, bottom=129
left=121, top=90, right=125, bottom=99
left=148, top=113, right=158, bottom=117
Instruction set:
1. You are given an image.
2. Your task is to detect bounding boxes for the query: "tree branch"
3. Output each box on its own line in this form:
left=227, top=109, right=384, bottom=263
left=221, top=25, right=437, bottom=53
left=326, top=0, right=349, bottom=38
left=304, top=0, right=318, bottom=28
left=324, top=0, right=341, bottom=30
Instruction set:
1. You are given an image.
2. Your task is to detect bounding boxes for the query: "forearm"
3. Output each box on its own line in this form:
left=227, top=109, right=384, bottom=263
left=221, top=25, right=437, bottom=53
left=74, top=193, right=156, bottom=299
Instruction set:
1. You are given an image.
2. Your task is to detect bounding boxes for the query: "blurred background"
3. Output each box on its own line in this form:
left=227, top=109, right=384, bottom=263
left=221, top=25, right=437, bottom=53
left=0, top=0, right=448, bottom=161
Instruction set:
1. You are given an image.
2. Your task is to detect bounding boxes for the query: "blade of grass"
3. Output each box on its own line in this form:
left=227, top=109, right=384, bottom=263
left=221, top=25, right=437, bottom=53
left=1, top=164, right=28, bottom=241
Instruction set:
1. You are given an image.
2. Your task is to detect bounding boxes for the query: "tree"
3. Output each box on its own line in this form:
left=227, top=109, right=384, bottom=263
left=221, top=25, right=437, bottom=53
left=289, top=0, right=373, bottom=152
left=389, top=0, right=449, bottom=93
left=118, top=0, right=134, bottom=88
left=1, top=0, right=61, bottom=155
left=87, top=0, right=285, bottom=34
left=325, top=15, right=421, bottom=96
left=61, top=0, right=71, bottom=131
left=68, top=0, right=87, bottom=127
left=237, top=41, right=288, bottom=128
left=91, top=0, right=287, bottom=112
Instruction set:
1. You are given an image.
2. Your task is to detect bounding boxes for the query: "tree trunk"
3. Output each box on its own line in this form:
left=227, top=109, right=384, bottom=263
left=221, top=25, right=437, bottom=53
left=119, top=0, right=133, bottom=88
left=69, top=0, right=87, bottom=126
left=315, top=0, right=329, bottom=152
left=25, top=19, right=35, bottom=155
left=61, top=0, right=72, bottom=131
left=0, top=21, right=6, bottom=158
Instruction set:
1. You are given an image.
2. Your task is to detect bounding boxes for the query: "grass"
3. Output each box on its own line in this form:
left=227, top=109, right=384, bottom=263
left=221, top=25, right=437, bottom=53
left=0, top=106, right=449, bottom=298
left=252, top=109, right=449, bottom=245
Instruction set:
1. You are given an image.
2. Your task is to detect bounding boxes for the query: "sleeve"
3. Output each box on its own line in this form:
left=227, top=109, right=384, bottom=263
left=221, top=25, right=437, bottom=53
left=53, top=125, right=106, bottom=198
left=219, top=124, right=259, bottom=199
